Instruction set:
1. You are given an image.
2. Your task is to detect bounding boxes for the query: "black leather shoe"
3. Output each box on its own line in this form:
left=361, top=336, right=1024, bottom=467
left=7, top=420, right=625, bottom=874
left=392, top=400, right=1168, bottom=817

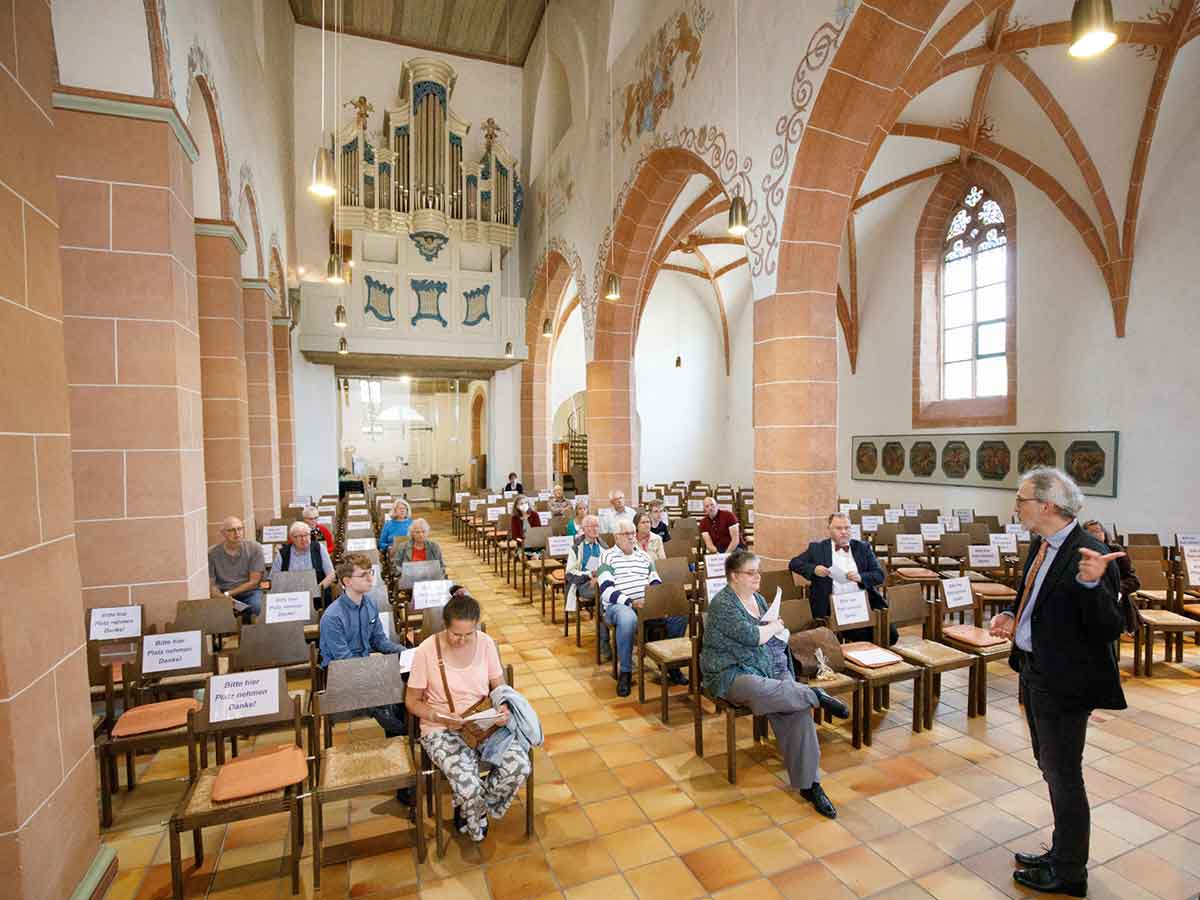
left=800, top=783, right=837, bottom=819
left=812, top=687, right=850, bottom=720
left=617, top=671, right=632, bottom=697
left=1012, top=866, right=1086, bottom=897
left=1014, top=845, right=1054, bottom=868
left=668, top=668, right=688, bottom=686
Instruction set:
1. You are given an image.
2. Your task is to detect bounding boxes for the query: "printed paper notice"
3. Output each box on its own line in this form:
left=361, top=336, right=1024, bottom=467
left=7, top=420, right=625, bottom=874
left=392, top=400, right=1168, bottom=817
left=265, top=591, right=311, bottom=624
left=989, top=533, right=1017, bottom=553
left=938, top=515, right=960, bottom=533
left=209, top=670, right=280, bottom=723
left=920, top=523, right=945, bottom=541
left=345, top=537, right=375, bottom=551
left=849, top=524, right=863, bottom=541
left=547, top=535, right=574, bottom=557
left=895, top=534, right=924, bottom=554
left=884, top=509, right=902, bottom=523
left=487, top=506, right=504, bottom=522
left=261, top=525, right=288, bottom=543
left=832, top=590, right=871, bottom=626
left=142, top=630, right=202, bottom=674
left=859, top=497, right=876, bottom=508
left=261, top=543, right=275, bottom=566
left=705, top=577, right=727, bottom=601
left=89, top=606, right=142, bottom=640
left=862, top=515, right=883, bottom=533
left=704, top=553, right=729, bottom=576
left=399, top=647, right=416, bottom=673
left=412, top=579, right=452, bottom=610
left=941, top=576, right=974, bottom=610
left=968, top=545, right=1000, bottom=568
left=1184, top=548, right=1200, bottom=588
left=846, top=646, right=900, bottom=667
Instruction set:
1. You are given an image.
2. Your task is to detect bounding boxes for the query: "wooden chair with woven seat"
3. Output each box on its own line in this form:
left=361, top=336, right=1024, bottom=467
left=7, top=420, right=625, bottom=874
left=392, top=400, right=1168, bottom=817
left=881, top=583, right=978, bottom=729
left=778, top=599, right=862, bottom=748
left=488, top=513, right=513, bottom=576
left=97, top=632, right=215, bottom=828
left=962, top=544, right=1019, bottom=623
left=931, top=532, right=971, bottom=576
left=540, top=533, right=574, bottom=623
left=1175, top=549, right=1200, bottom=640
left=636, top=583, right=696, bottom=722
left=310, top=653, right=425, bottom=889
left=690, top=614, right=767, bottom=785
left=930, top=580, right=1010, bottom=716
left=1132, top=558, right=1200, bottom=676
left=519, top=526, right=561, bottom=604
left=168, top=671, right=306, bottom=899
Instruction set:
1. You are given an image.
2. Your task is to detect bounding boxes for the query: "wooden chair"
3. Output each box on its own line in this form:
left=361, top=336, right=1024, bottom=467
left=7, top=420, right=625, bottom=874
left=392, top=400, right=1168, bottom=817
left=931, top=586, right=1010, bottom=716
left=779, top=600, right=862, bottom=748
left=172, top=598, right=240, bottom=649
left=962, top=545, right=1018, bottom=620
left=637, top=584, right=695, bottom=721
left=882, top=583, right=977, bottom=729
left=310, top=654, right=424, bottom=889
left=1132, top=559, right=1200, bottom=676
left=1126, top=532, right=1161, bottom=546
left=224, top=622, right=319, bottom=759
left=691, top=615, right=767, bottom=784
left=168, top=673, right=304, bottom=898
left=520, top=526, right=562, bottom=604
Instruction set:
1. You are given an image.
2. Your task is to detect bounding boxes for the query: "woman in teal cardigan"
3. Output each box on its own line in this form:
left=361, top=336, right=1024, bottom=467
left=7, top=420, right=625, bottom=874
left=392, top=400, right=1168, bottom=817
left=699, top=550, right=848, bottom=819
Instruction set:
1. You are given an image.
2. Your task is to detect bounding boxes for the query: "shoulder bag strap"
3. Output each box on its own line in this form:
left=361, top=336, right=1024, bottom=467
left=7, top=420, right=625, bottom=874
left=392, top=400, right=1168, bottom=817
left=433, top=634, right=456, bottom=714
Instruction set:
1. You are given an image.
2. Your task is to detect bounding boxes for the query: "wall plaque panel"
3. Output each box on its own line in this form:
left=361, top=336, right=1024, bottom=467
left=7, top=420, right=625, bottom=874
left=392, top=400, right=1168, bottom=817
left=850, top=431, right=1118, bottom=497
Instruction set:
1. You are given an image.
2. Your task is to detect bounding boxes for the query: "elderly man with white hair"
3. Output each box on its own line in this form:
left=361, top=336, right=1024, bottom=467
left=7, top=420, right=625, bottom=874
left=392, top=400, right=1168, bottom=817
left=273, top=521, right=336, bottom=597
left=208, top=516, right=265, bottom=617
left=302, top=505, right=334, bottom=554
left=988, top=467, right=1126, bottom=898
left=598, top=488, right=636, bottom=534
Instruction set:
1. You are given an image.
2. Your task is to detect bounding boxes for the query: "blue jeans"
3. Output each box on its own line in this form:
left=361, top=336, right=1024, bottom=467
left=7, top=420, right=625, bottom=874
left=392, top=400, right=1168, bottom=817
left=234, top=588, right=263, bottom=618
left=604, top=605, right=687, bottom=674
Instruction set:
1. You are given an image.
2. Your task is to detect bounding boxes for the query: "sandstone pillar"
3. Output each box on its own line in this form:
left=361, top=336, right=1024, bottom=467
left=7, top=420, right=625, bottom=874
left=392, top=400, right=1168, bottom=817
left=243, top=279, right=279, bottom=525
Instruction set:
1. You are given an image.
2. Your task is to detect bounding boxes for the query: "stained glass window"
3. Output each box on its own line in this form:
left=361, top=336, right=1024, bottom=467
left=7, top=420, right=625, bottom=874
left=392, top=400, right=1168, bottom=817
left=941, top=185, right=1008, bottom=400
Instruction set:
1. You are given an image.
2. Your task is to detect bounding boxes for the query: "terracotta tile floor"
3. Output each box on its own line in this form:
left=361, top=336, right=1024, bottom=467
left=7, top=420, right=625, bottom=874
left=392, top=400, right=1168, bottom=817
left=99, top=511, right=1200, bottom=898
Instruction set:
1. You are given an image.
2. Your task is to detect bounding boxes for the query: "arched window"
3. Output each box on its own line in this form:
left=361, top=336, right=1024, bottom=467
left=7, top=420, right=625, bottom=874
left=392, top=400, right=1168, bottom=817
left=913, top=160, right=1016, bottom=428
left=941, top=186, right=1008, bottom=400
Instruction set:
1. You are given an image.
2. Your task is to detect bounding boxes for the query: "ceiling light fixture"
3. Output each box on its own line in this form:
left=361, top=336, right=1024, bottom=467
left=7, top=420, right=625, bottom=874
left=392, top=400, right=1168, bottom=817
left=337, top=336, right=349, bottom=355
left=542, top=317, right=552, bottom=337
left=727, top=0, right=748, bottom=237
left=605, top=272, right=621, bottom=301
left=308, top=0, right=336, bottom=197
left=504, top=341, right=514, bottom=358
left=334, top=304, right=347, bottom=327
left=326, top=252, right=343, bottom=284
left=675, top=355, right=682, bottom=368
left=1069, top=0, right=1116, bottom=58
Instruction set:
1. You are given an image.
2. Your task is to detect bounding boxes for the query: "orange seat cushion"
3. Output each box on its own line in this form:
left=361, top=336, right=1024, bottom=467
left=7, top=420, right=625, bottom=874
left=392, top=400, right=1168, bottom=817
left=1182, top=604, right=1200, bottom=617
left=210, top=743, right=307, bottom=803
left=111, top=698, right=200, bottom=738
left=896, top=567, right=938, bottom=579
left=972, top=582, right=1016, bottom=598
left=550, top=569, right=566, bottom=583
left=943, top=624, right=1009, bottom=648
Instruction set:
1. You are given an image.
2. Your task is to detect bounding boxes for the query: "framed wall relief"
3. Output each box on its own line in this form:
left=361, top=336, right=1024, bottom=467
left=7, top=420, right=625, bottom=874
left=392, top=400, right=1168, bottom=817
left=850, top=431, right=1119, bottom=497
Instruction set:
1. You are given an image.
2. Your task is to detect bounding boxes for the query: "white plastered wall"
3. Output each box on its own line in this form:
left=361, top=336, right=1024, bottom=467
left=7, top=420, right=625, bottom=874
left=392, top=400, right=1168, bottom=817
left=292, top=345, right=339, bottom=500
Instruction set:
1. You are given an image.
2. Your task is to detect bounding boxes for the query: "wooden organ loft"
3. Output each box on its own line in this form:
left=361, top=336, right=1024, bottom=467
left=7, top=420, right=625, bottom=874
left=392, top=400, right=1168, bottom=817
left=300, top=56, right=527, bottom=370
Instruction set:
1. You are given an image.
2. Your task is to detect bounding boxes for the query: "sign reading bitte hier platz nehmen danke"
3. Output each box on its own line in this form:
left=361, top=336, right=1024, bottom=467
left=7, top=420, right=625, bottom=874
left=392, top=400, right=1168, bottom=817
left=208, top=670, right=280, bottom=723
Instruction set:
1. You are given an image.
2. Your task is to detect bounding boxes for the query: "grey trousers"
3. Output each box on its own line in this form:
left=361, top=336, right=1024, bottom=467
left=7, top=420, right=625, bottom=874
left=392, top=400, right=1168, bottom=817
left=725, top=674, right=821, bottom=790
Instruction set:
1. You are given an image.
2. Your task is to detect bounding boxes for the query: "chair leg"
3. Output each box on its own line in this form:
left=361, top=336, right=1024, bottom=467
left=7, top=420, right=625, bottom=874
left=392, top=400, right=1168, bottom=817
left=976, top=658, right=988, bottom=715
left=414, top=772, right=427, bottom=864
left=312, top=797, right=323, bottom=889
left=661, top=671, right=669, bottom=724
left=290, top=799, right=301, bottom=895
left=911, top=675, right=922, bottom=733
left=694, top=692, right=704, bottom=757
left=1132, top=627, right=1142, bottom=676
left=851, top=686, right=862, bottom=749
left=725, top=707, right=737, bottom=784
left=525, top=754, right=535, bottom=838
left=966, top=664, right=978, bottom=718
left=637, top=652, right=646, bottom=704
left=99, top=746, right=113, bottom=828
left=862, top=689, right=873, bottom=747
left=169, top=826, right=184, bottom=900
left=434, top=769, right=446, bottom=859
left=923, top=670, right=934, bottom=731
left=192, top=827, right=203, bottom=866
left=296, top=792, right=305, bottom=848
left=125, top=750, right=136, bottom=792
left=1144, top=626, right=1154, bottom=677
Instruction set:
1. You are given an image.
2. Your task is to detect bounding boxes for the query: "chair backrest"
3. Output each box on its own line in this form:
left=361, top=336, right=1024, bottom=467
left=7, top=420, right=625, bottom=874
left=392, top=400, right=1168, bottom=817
left=917, top=509, right=940, bottom=523
left=900, top=517, right=922, bottom=534
left=316, top=653, right=406, bottom=718
left=938, top=533, right=970, bottom=559
left=656, top=557, right=693, bottom=587
left=779, top=599, right=813, bottom=632
left=976, top=515, right=1003, bottom=533
left=129, top=631, right=216, bottom=682
left=964, top=523, right=991, bottom=545
left=234, top=622, right=313, bottom=671
left=399, top=560, right=445, bottom=587
left=874, top=523, right=900, bottom=546
left=640, top=583, right=691, bottom=621
left=524, top=525, right=551, bottom=550
left=548, top=515, right=569, bottom=536
left=270, top=569, right=320, bottom=599
left=759, top=570, right=800, bottom=603
left=1138, top=558, right=1170, bottom=591
left=665, top=538, right=693, bottom=559
left=1125, top=532, right=1161, bottom=546
left=884, top=582, right=928, bottom=629
left=170, top=598, right=238, bottom=636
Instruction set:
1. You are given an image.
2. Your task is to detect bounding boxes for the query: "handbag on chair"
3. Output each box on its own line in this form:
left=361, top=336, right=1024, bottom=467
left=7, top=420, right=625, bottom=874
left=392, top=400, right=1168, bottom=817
left=434, top=635, right=503, bottom=750
left=788, top=625, right=845, bottom=678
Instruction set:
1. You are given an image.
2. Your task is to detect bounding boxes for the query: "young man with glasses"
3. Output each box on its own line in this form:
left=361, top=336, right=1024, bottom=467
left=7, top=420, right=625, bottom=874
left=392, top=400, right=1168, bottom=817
left=208, top=516, right=265, bottom=618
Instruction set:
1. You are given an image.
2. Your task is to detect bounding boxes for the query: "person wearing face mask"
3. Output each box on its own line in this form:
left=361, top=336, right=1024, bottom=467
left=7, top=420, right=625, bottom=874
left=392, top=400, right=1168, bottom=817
left=508, top=494, right=542, bottom=549
left=789, top=512, right=896, bottom=645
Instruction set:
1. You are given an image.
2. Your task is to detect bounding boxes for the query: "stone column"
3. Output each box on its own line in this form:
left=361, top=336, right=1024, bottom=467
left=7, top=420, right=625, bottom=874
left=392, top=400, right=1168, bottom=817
left=57, top=97, right=209, bottom=621
left=243, top=279, right=279, bottom=525
left=273, top=318, right=297, bottom=505
left=196, top=220, right=253, bottom=543
left=584, top=356, right=636, bottom=504
left=0, top=4, right=107, bottom=897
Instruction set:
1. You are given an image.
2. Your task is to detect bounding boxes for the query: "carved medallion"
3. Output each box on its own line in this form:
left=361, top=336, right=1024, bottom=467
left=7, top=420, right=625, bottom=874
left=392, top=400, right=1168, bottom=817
left=941, top=440, right=970, bottom=479
left=856, top=442, right=878, bottom=475
left=910, top=441, right=936, bottom=477
left=1065, top=440, right=1105, bottom=486
left=976, top=440, right=1011, bottom=480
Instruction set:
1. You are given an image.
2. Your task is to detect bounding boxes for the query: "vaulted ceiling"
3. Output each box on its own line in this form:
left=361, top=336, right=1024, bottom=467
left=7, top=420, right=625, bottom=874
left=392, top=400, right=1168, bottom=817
left=842, top=0, right=1200, bottom=367
left=287, top=0, right=545, bottom=66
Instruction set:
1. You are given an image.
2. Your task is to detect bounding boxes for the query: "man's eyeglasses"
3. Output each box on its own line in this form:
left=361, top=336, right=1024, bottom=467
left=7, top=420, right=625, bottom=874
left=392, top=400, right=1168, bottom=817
left=1014, top=497, right=1040, bottom=505
left=350, top=570, right=373, bottom=580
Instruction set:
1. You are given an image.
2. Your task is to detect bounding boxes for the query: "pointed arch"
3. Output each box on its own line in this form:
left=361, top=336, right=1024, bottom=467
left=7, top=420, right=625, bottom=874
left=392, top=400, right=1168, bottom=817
left=238, top=173, right=265, bottom=277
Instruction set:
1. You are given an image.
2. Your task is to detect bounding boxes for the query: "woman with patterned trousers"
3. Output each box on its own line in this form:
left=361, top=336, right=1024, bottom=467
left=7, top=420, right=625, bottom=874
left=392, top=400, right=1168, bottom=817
left=405, top=592, right=532, bottom=841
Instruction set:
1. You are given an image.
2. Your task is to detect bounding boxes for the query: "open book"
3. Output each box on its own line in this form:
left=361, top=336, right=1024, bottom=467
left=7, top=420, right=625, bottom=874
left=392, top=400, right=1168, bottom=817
left=463, top=707, right=504, bottom=723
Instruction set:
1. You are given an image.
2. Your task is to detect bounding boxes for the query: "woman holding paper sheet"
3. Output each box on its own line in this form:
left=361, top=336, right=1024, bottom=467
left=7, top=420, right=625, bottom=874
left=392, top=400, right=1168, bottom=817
left=699, top=550, right=849, bottom=819
left=406, top=592, right=531, bottom=843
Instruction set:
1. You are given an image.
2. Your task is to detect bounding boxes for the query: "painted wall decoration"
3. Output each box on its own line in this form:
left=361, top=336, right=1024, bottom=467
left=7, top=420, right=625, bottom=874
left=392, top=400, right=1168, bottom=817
left=537, top=157, right=575, bottom=232
left=364, top=275, right=395, bottom=322
left=855, top=441, right=877, bottom=475
left=410, top=279, right=448, bottom=327
left=851, top=432, right=1119, bottom=497
left=410, top=232, right=449, bottom=262
left=617, top=0, right=711, bottom=149
left=462, top=285, right=490, bottom=327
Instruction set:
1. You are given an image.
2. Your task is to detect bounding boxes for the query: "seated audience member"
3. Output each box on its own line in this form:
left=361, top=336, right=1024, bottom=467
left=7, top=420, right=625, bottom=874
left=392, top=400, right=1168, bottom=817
left=565, top=514, right=605, bottom=650
left=699, top=496, right=742, bottom=554
left=648, top=500, right=671, bottom=544
left=394, top=518, right=445, bottom=575
left=209, top=516, right=265, bottom=617
left=598, top=520, right=687, bottom=696
left=547, top=484, right=571, bottom=518
left=509, top=494, right=542, bottom=548
left=379, top=499, right=413, bottom=556
left=318, top=554, right=408, bottom=739
left=599, top=488, right=636, bottom=534
left=405, top=591, right=532, bottom=843
left=273, top=521, right=336, bottom=606
left=1084, top=519, right=1140, bottom=626
left=700, top=550, right=846, bottom=818
left=634, top=511, right=666, bottom=560
left=504, top=472, right=524, bottom=494
left=788, top=512, right=897, bottom=645
left=566, top=499, right=589, bottom=536
left=303, top=505, right=334, bottom=554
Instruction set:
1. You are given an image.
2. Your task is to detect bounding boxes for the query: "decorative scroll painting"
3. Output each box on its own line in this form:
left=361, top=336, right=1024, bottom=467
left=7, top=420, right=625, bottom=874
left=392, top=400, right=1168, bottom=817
left=410, top=279, right=448, bottom=327
left=851, top=431, right=1119, bottom=497
left=410, top=231, right=449, bottom=263
left=364, top=275, right=394, bottom=322
left=462, top=285, right=490, bottom=326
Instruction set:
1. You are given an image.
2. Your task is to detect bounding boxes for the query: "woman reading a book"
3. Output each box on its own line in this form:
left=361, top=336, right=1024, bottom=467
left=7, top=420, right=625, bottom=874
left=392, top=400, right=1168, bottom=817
left=405, top=591, right=531, bottom=842
left=698, top=550, right=849, bottom=819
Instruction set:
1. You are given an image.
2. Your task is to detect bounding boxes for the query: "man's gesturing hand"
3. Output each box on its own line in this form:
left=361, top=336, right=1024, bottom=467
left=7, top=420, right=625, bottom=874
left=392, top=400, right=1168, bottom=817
left=1078, top=547, right=1125, bottom=583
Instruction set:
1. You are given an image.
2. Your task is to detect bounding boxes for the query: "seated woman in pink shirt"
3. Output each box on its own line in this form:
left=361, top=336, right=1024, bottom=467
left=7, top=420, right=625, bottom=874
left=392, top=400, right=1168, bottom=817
left=405, top=591, right=531, bottom=842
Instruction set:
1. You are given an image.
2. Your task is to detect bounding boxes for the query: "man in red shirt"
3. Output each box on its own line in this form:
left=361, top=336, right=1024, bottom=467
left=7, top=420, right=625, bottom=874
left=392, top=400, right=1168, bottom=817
left=699, top=496, right=742, bottom=553
left=303, top=506, right=335, bottom=555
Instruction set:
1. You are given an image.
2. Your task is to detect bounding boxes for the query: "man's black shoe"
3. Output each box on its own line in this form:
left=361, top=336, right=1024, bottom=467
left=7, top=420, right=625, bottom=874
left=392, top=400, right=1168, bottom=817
left=667, top=668, right=688, bottom=686
left=799, top=783, right=837, bottom=819
left=454, top=805, right=466, bottom=833
left=1014, top=845, right=1054, bottom=868
left=1013, top=866, right=1086, bottom=897
left=812, top=688, right=850, bottom=720
left=617, top=671, right=632, bottom=697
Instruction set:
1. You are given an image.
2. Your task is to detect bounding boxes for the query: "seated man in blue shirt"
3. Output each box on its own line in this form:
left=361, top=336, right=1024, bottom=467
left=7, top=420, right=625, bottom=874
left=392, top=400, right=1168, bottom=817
left=318, top=552, right=407, bottom=737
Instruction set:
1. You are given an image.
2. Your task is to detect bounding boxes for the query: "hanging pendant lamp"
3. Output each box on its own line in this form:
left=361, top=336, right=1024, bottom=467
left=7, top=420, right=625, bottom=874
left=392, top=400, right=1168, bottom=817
left=337, top=336, right=349, bottom=355
left=326, top=253, right=344, bottom=284
left=308, top=0, right=336, bottom=197
left=334, top=304, right=347, bottom=327
left=541, top=317, right=552, bottom=337
left=605, top=272, right=621, bottom=301
left=1069, top=0, right=1116, bottom=57
left=504, top=341, right=514, bottom=358
left=727, top=194, right=749, bottom=237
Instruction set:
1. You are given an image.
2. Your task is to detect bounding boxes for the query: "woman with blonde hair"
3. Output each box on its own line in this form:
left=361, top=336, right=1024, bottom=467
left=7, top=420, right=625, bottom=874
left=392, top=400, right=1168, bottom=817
left=378, top=498, right=413, bottom=555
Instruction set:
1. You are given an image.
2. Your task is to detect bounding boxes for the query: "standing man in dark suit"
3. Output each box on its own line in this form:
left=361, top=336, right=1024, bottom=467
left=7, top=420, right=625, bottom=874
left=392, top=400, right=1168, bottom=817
left=989, top=467, right=1126, bottom=897
left=789, top=512, right=897, bottom=644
